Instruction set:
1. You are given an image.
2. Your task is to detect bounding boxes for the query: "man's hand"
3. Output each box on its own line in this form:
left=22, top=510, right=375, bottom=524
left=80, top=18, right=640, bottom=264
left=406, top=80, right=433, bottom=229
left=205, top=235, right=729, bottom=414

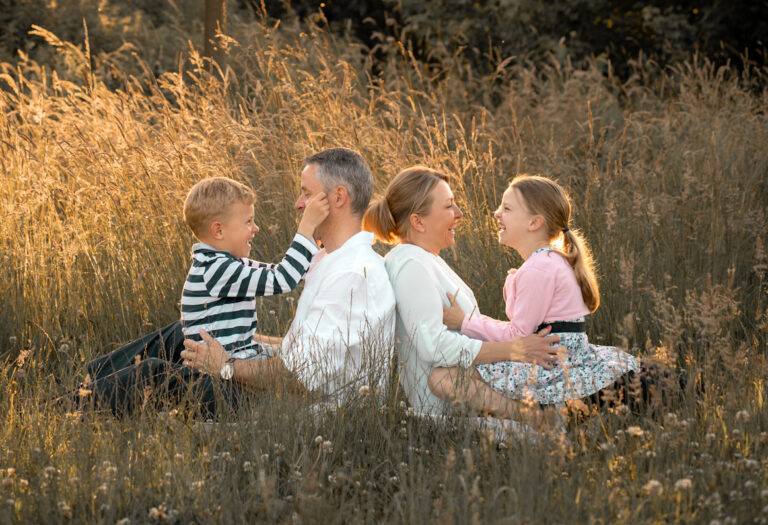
left=511, top=326, right=567, bottom=370
left=181, top=329, right=229, bottom=376
left=442, top=292, right=466, bottom=330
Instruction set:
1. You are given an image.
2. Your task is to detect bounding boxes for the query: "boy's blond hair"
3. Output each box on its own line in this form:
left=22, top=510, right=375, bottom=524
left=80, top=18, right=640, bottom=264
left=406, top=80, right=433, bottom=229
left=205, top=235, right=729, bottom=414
left=183, top=177, right=256, bottom=238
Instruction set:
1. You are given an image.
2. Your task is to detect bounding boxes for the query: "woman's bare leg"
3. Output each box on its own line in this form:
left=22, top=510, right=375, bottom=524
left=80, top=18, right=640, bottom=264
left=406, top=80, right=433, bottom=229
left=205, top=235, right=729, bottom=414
left=428, top=366, right=526, bottom=419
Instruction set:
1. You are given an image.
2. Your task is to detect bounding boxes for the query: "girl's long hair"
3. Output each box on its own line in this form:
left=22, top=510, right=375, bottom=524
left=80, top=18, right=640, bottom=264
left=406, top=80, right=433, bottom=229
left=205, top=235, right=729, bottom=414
left=512, top=175, right=600, bottom=312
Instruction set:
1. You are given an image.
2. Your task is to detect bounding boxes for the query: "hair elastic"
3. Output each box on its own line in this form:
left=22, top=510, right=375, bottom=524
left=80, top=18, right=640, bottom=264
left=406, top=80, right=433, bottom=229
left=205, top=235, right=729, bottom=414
left=562, top=227, right=570, bottom=234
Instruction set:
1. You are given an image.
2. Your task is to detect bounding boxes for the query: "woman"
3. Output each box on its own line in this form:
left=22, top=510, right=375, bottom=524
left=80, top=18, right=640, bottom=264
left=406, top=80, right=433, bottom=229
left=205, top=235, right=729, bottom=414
left=363, top=167, right=654, bottom=418
left=363, top=167, right=565, bottom=418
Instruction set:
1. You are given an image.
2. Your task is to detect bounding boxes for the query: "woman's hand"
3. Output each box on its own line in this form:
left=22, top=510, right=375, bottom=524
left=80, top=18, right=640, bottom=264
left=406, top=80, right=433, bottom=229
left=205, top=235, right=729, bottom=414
left=181, top=329, right=229, bottom=376
left=443, top=292, right=466, bottom=330
left=510, top=326, right=567, bottom=369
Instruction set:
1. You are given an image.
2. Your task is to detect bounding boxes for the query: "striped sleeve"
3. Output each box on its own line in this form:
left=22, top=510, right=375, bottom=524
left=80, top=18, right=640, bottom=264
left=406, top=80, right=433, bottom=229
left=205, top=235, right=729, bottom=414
left=204, top=234, right=318, bottom=298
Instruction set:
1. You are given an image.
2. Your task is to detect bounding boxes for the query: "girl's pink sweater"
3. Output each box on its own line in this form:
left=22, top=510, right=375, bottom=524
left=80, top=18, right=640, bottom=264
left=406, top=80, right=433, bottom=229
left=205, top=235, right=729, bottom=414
left=460, top=249, right=590, bottom=341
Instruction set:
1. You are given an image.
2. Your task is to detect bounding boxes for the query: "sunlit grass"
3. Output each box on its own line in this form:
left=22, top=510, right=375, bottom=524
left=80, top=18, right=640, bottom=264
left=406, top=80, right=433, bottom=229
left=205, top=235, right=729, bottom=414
left=1, top=13, right=767, bottom=523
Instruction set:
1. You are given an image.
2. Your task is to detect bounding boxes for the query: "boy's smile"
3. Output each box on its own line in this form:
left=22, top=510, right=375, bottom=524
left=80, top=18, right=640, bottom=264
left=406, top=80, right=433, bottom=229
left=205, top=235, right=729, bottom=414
left=219, top=201, right=259, bottom=258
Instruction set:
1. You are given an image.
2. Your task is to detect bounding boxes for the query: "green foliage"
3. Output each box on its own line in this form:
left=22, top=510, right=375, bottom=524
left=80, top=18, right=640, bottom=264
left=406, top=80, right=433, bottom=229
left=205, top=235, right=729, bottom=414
left=390, top=0, right=767, bottom=77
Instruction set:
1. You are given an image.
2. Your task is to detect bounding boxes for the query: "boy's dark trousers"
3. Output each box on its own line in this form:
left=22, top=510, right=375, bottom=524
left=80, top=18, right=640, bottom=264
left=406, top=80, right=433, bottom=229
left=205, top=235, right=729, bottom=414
left=82, top=321, right=242, bottom=417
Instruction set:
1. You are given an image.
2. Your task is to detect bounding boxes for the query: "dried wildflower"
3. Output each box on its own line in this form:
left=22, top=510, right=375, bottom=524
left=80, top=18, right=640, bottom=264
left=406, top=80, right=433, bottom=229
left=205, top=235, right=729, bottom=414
left=322, top=441, right=333, bottom=454
left=242, top=461, right=253, bottom=472
left=358, top=385, right=370, bottom=396
left=77, top=387, right=92, bottom=398
left=58, top=343, right=70, bottom=353
left=314, top=435, right=323, bottom=444
left=57, top=501, right=71, bottom=517
left=642, top=479, right=664, bottom=496
left=273, top=443, right=285, bottom=455
left=116, top=518, right=130, bottom=525
left=148, top=505, right=167, bottom=520
left=9, top=336, right=17, bottom=345
left=674, top=478, right=693, bottom=490
left=626, top=426, right=644, bottom=438
left=735, top=410, right=750, bottom=423
left=97, top=483, right=108, bottom=493
left=43, top=466, right=57, bottom=478
left=389, top=476, right=398, bottom=484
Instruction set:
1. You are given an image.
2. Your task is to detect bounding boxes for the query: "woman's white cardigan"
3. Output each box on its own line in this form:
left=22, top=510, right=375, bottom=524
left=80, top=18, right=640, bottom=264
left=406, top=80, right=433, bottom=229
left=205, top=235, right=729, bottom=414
left=384, top=243, right=483, bottom=414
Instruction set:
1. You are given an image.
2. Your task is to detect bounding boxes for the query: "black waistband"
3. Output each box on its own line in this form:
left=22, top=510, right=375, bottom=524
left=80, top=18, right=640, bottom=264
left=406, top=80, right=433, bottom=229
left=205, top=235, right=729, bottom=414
left=536, top=321, right=586, bottom=333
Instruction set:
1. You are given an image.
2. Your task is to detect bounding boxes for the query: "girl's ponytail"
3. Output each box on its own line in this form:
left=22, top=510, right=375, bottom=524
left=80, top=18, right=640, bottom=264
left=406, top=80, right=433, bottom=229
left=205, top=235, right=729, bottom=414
left=561, top=228, right=600, bottom=312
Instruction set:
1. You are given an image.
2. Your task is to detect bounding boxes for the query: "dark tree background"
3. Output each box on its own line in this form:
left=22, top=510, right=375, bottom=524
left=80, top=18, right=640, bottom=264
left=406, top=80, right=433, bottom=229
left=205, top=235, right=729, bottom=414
left=2, top=0, right=766, bottom=79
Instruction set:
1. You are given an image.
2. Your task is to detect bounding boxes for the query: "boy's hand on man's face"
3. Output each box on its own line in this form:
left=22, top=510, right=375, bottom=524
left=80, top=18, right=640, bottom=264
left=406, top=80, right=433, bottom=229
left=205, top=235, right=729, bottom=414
left=297, top=192, right=329, bottom=238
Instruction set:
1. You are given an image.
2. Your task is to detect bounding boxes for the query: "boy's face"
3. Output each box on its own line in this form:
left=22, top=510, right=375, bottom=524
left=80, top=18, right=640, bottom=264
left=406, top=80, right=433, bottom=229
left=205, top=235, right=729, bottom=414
left=218, top=200, right=259, bottom=258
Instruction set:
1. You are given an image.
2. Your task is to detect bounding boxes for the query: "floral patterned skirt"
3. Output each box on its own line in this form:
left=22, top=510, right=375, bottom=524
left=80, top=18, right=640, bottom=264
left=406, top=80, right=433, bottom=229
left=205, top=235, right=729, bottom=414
left=475, top=329, right=640, bottom=405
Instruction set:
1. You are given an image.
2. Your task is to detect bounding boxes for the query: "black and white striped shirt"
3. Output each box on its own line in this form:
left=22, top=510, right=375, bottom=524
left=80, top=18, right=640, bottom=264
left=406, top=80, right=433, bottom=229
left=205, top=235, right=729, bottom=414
left=181, top=234, right=318, bottom=354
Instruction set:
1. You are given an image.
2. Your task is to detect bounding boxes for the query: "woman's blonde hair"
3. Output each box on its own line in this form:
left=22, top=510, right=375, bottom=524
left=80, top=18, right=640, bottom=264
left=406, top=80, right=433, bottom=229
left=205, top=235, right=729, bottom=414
left=363, top=166, right=449, bottom=244
left=511, top=174, right=600, bottom=312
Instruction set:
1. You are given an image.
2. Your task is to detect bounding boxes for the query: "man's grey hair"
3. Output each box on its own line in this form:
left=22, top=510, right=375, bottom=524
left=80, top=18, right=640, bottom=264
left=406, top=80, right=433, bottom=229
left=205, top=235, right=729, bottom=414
left=304, top=148, right=373, bottom=217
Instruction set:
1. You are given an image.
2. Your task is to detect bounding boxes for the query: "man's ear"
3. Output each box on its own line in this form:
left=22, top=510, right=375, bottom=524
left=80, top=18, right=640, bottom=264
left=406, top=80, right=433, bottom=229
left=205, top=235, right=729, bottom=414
left=331, top=185, right=348, bottom=209
left=528, top=214, right=545, bottom=232
left=209, top=220, right=225, bottom=240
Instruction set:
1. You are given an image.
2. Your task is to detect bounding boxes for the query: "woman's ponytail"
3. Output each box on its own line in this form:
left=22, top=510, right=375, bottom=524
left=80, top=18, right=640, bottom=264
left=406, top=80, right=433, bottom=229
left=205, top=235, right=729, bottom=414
left=363, top=197, right=398, bottom=244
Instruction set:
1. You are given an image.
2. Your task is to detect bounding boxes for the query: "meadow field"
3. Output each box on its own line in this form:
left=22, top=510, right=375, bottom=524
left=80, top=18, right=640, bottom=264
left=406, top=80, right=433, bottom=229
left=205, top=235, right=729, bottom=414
left=1, top=13, right=767, bottom=524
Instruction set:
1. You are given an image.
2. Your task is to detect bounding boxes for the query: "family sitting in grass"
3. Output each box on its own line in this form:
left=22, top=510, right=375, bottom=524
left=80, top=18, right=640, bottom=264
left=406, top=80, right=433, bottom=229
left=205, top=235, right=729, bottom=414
left=73, top=147, right=675, bottom=430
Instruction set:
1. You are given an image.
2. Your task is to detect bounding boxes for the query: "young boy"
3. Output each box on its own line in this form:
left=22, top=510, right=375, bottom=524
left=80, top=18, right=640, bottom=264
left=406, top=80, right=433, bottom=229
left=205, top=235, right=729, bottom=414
left=181, top=176, right=328, bottom=364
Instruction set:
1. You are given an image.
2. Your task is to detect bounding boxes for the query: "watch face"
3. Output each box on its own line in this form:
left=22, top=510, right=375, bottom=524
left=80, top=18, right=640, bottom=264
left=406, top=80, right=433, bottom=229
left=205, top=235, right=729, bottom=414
left=220, top=362, right=234, bottom=381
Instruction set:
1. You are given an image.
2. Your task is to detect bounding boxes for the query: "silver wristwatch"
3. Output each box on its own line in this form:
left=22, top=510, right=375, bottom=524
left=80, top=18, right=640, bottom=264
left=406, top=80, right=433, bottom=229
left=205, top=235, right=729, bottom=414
left=220, top=357, right=236, bottom=381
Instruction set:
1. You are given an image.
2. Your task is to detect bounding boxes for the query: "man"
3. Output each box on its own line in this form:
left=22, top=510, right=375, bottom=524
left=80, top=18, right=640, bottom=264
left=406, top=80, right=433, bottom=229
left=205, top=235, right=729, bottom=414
left=180, top=148, right=397, bottom=399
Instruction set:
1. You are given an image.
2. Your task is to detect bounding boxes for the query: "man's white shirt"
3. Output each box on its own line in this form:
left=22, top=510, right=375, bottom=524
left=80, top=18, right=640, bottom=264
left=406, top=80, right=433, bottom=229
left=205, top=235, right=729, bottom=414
left=279, top=231, right=396, bottom=398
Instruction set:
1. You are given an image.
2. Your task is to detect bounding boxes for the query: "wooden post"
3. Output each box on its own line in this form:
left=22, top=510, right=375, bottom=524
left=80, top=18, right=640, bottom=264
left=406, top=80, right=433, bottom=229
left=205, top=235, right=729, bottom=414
left=203, top=0, right=227, bottom=69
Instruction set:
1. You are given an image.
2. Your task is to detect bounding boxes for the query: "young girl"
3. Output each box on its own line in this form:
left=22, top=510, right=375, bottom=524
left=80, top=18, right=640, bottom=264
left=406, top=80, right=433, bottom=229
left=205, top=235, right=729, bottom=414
left=443, top=175, right=639, bottom=404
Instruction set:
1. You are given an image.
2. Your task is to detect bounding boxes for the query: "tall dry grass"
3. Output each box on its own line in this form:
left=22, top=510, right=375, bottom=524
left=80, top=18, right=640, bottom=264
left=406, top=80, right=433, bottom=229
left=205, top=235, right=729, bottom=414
left=1, top=13, right=767, bottom=524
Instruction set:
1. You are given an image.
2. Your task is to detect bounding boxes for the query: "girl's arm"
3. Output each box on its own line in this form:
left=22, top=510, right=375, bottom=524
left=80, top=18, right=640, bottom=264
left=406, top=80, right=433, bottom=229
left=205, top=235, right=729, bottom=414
left=392, top=259, right=482, bottom=369
left=396, top=260, right=561, bottom=369
left=461, top=264, right=557, bottom=341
